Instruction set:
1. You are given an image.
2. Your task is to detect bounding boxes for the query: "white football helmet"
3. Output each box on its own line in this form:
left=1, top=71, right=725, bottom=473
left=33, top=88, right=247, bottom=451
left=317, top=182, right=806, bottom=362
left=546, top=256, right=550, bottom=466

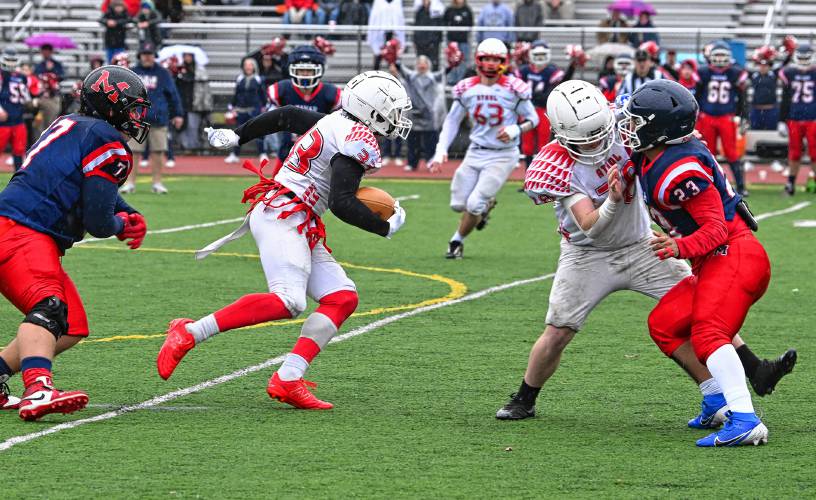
left=547, top=80, right=616, bottom=165
left=341, top=70, right=413, bottom=140
left=475, top=38, right=508, bottom=78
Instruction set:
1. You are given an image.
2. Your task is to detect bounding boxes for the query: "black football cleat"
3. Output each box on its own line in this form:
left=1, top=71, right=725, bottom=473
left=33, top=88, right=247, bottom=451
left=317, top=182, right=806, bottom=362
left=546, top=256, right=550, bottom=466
left=475, top=198, right=497, bottom=231
left=750, top=348, right=797, bottom=396
left=784, top=182, right=795, bottom=196
left=495, top=394, right=535, bottom=420
left=445, top=240, right=463, bottom=259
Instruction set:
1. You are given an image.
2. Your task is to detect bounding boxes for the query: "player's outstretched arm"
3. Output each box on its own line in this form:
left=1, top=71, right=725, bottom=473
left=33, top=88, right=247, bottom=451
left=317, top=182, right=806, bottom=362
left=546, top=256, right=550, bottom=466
left=429, top=101, right=467, bottom=172
left=498, top=99, right=539, bottom=143
left=205, top=106, right=325, bottom=149
left=328, top=155, right=402, bottom=237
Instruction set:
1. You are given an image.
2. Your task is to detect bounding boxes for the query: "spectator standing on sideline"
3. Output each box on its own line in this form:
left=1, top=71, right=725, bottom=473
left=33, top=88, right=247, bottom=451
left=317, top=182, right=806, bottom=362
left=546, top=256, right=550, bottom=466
left=100, top=0, right=131, bottom=62
left=677, top=58, right=699, bottom=91
left=175, top=52, right=212, bottom=151
left=545, top=0, right=573, bottom=19
left=749, top=51, right=780, bottom=131
left=390, top=56, right=444, bottom=171
left=283, top=0, right=325, bottom=26
left=224, top=58, right=267, bottom=164
left=477, top=0, right=514, bottom=44
left=514, top=0, right=543, bottom=44
left=597, top=8, right=628, bottom=45
left=444, top=0, right=473, bottom=83
left=630, top=11, right=659, bottom=48
left=33, top=44, right=64, bottom=138
left=414, top=0, right=444, bottom=69
left=120, top=42, right=183, bottom=194
left=137, top=2, right=163, bottom=48
left=368, top=0, right=406, bottom=67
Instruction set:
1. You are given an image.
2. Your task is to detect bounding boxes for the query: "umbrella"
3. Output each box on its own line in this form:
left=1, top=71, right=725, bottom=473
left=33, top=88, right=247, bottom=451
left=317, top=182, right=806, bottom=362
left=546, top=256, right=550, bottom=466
left=607, top=0, right=656, bottom=17
left=24, top=33, right=77, bottom=49
left=588, top=42, right=635, bottom=62
left=158, top=44, right=209, bottom=67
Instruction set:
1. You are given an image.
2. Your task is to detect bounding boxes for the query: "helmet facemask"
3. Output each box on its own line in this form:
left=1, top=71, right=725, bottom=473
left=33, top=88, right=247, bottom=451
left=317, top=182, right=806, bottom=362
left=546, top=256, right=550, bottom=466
left=530, top=47, right=551, bottom=67
left=794, top=50, right=814, bottom=69
left=617, top=107, right=649, bottom=151
left=120, top=99, right=152, bottom=143
left=556, top=117, right=616, bottom=165
left=613, top=58, right=633, bottom=77
left=289, top=62, right=323, bottom=89
left=710, top=48, right=731, bottom=68
left=374, top=97, right=413, bottom=140
left=476, top=55, right=506, bottom=78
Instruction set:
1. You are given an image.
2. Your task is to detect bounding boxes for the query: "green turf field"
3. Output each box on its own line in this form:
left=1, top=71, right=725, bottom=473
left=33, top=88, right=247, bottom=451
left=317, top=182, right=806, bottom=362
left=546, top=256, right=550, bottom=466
left=1, top=176, right=814, bottom=498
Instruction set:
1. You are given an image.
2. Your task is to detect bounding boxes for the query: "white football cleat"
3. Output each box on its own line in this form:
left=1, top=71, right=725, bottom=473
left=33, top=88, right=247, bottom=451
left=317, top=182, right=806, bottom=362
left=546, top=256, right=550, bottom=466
left=224, top=153, right=240, bottom=164
left=152, top=182, right=169, bottom=194
left=119, top=182, right=136, bottom=194
left=139, top=159, right=149, bottom=168
left=166, top=159, right=176, bottom=168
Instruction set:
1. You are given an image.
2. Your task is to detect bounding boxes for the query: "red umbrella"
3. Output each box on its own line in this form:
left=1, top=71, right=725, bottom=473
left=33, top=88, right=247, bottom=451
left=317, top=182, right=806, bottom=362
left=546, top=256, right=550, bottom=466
left=24, top=33, right=77, bottom=50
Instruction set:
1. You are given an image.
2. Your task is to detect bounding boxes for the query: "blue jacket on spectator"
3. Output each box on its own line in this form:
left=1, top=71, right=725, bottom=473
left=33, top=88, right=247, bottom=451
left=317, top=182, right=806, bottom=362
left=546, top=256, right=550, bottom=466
left=133, top=62, right=184, bottom=126
left=477, top=1, right=514, bottom=43
left=231, top=73, right=266, bottom=112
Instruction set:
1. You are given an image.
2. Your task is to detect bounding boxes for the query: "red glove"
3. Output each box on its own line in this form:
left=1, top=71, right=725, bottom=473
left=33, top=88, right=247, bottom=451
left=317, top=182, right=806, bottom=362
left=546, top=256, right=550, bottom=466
left=782, top=35, right=797, bottom=54
left=314, top=36, right=336, bottom=56
left=116, top=212, right=147, bottom=249
left=380, top=39, right=401, bottom=65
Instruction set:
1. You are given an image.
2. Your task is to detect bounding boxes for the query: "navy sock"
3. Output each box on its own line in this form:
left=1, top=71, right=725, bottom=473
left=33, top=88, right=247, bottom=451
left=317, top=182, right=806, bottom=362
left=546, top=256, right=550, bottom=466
left=20, top=356, right=52, bottom=372
left=0, top=356, right=12, bottom=378
left=13, top=155, right=22, bottom=171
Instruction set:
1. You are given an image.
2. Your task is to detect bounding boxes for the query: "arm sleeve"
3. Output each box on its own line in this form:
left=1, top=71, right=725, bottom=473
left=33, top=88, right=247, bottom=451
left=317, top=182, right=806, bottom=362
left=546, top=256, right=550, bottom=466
left=562, top=63, right=576, bottom=82
left=328, top=154, right=390, bottom=237
left=81, top=175, right=126, bottom=238
left=435, top=100, right=467, bottom=153
left=235, top=106, right=325, bottom=145
left=779, top=72, right=791, bottom=122
left=674, top=186, right=728, bottom=259
left=114, top=195, right=138, bottom=215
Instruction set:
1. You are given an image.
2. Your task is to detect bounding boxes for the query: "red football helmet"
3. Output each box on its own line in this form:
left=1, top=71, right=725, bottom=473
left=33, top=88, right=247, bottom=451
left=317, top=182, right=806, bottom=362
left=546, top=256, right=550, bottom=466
left=475, top=38, right=508, bottom=78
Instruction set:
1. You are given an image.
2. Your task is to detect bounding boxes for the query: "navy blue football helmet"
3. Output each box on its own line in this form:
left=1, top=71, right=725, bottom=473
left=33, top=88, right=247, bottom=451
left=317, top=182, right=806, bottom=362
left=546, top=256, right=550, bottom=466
left=708, top=40, right=732, bottom=67
left=618, top=79, right=699, bottom=152
left=288, top=45, right=326, bottom=90
left=794, top=43, right=814, bottom=68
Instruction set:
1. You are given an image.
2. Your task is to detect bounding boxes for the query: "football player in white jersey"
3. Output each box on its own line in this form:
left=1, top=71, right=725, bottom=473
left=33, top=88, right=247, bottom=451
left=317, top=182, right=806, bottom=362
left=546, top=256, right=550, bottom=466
left=496, top=80, right=796, bottom=421
left=156, top=71, right=411, bottom=410
left=428, top=38, right=540, bottom=259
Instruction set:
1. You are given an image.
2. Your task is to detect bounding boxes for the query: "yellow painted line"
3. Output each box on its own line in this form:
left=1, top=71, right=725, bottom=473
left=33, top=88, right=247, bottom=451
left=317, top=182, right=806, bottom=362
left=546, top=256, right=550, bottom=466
left=75, top=245, right=466, bottom=344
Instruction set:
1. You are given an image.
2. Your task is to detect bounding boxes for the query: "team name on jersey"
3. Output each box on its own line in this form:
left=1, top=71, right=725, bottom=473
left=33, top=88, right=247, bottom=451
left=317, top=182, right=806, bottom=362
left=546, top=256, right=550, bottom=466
left=138, top=74, right=159, bottom=91
left=475, top=94, right=499, bottom=102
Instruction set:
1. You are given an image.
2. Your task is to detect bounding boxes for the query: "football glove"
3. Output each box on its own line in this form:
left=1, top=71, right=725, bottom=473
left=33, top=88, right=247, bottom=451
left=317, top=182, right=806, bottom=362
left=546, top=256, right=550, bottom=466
left=116, top=212, right=147, bottom=249
left=205, top=127, right=240, bottom=150
left=501, top=124, right=521, bottom=141
left=386, top=201, right=406, bottom=239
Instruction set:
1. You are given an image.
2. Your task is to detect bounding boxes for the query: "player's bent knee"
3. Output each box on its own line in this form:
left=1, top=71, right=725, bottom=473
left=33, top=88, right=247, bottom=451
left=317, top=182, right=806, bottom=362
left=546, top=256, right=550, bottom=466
left=24, top=296, right=68, bottom=339
left=647, top=310, right=684, bottom=357
left=275, top=292, right=307, bottom=318
left=315, top=289, right=359, bottom=328
left=466, top=197, right=488, bottom=216
left=690, top=331, right=731, bottom=363
left=450, top=203, right=465, bottom=213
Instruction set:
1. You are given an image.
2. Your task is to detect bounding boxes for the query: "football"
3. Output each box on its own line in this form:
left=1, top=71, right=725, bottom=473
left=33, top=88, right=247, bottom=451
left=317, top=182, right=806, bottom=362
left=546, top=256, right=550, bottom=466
left=356, top=186, right=395, bottom=220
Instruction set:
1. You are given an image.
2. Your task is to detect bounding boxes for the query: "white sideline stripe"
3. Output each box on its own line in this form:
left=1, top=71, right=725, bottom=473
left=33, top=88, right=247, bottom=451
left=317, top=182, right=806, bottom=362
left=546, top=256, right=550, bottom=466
left=86, top=404, right=212, bottom=411
left=75, top=194, right=421, bottom=246
left=793, top=220, right=816, bottom=228
left=755, top=201, right=812, bottom=221
left=0, top=273, right=555, bottom=452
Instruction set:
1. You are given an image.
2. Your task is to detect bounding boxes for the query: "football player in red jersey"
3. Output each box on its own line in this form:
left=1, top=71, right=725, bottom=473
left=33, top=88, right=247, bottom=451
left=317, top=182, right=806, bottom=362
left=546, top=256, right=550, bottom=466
left=620, top=79, right=774, bottom=447
left=0, top=66, right=149, bottom=420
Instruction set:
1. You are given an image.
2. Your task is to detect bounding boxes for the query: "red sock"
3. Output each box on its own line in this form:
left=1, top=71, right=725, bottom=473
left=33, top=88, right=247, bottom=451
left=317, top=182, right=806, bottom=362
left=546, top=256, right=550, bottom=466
left=213, top=293, right=292, bottom=332
left=22, top=368, right=52, bottom=388
left=291, top=337, right=321, bottom=363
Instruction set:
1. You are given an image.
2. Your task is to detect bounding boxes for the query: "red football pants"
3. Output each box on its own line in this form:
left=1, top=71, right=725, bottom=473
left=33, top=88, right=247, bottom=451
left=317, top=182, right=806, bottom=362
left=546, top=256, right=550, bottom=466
left=787, top=120, right=816, bottom=162
left=0, top=124, right=28, bottom=157
left=648, top=228, right=770, bottom=363
left=0, top=217, right=89, bottom=337
left=696, top=113, right=739, bottom=163
left=521, top=107, right=550, bottom=157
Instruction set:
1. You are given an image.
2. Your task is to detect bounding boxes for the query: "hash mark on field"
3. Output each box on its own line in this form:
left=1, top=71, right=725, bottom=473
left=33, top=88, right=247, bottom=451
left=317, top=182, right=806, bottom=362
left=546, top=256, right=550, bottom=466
left=0, top=273, right=554, bottom=452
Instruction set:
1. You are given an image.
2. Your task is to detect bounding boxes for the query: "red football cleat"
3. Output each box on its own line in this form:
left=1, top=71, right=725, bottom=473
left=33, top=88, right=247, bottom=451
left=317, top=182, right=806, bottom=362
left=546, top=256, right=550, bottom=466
left=266, top=372, right=333, bottom=410
left=17, top=378, right=88, bottom=422
left=1, top=381, right=21, bottom=410
left=157, top=318, right=196, bottom=380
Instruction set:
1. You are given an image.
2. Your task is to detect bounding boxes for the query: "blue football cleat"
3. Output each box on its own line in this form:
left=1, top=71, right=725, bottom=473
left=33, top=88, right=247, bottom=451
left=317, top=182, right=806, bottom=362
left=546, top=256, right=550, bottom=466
left=696, top=411, right=768, bottom=447
left=688, top=393, right=728, bottom=429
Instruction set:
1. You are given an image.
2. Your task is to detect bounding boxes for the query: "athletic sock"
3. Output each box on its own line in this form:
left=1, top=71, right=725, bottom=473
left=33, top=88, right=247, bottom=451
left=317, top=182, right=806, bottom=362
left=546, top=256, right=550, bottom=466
left=451, top=231, right=464, bottom=243
left=516, top=379, right=541, bottom=404
left=787, top=175, right=796, bottom=187
left=699, top=377, right=723, bottom=396
left=12, top=155, right=22, bottom=171
left=277, top=337, right=321, bottom=381
left=20, top=357, right=53, bottom=388
left=212, top=293, right=292, bottom=333
left=736, top=344, right=762, bottom=379
left=706, top=344, right=754, bottom=414
left=186, top=314, right=220, bottom=345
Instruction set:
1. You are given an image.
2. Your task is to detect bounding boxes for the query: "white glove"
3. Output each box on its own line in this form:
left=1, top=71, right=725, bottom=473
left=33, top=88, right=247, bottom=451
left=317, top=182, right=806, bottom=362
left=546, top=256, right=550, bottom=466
left=502, top=124, right=521, bottom=141
left=777, top=122, right=788, bottom=138
left=386, top=201, right=406, bottom=239
left=205, top=127, right=240, bottom=150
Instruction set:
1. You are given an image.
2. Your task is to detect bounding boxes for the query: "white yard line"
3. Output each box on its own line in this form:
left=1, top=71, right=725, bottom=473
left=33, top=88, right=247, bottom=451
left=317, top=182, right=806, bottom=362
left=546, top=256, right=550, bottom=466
left=0, top=273, right=554, bottom=452
left=793, top=220, right=816, bottom=228
left=755, top=201, right=812, bottom=221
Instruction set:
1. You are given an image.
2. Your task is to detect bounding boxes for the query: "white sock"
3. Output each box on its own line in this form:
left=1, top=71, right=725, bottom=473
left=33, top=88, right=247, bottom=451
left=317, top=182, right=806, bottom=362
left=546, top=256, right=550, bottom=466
left=277, top=353, right=309, bottom=381
left=699, top=377, right=723, bottom=396
left=451, top=231, right=464, bottom=242
left=186, top=314, right=220, bottom=345
left=706, top=344, right=754, bottom=413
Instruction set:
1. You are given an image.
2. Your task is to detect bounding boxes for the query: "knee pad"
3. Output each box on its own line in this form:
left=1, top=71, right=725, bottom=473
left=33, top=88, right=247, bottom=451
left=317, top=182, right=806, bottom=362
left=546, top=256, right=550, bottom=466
left=647, top=308, right=685, bottom=357
left=466, top=195, right=488, bottom=216
left=450, top=203, right=465, bottom=213
left=315, top=290, right=358, bottom=328
left=24, top=296, right=68, bottom=340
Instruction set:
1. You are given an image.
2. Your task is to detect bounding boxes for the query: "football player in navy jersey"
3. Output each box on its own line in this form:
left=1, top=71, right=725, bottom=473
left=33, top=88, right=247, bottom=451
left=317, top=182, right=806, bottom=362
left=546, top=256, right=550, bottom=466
left=267, top=45, right=342, bottom=165
left=694, top=41, right=750, bottom=196
left=0, top=47, right=32, bottom=171
left=0, top=66, right=149, bottom=421
left=620, top=80, right=774, bottom=447
left=778, top=44, right=816, bottom=195
left=515, top=40, right=574, bottom=165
